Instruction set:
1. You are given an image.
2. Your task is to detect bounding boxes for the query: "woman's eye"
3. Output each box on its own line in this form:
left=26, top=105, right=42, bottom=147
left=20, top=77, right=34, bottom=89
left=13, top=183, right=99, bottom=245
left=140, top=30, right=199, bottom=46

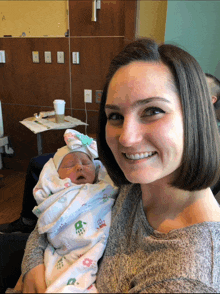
left=106, top=113, right=123, bottom=121
left=143, top=107, right=165, bottom=117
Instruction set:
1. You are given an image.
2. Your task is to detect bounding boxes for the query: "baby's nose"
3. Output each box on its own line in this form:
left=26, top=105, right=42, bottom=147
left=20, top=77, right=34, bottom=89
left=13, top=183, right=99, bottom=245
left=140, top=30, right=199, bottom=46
left=75, top=164, right=83, bottom=172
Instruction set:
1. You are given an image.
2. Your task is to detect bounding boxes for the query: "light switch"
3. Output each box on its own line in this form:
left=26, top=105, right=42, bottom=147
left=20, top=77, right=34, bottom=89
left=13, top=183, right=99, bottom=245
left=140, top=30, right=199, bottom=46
left=32, top=51, right=39, bottom=63
left=0, top=50, right=6, bottom=63
left=57, top=51, right=64, bottom=63
left=72, top=52, right=80, bottom=64
left=44, top=51, right=52, bottom=63
left=84, top=89, right=92, bottom=103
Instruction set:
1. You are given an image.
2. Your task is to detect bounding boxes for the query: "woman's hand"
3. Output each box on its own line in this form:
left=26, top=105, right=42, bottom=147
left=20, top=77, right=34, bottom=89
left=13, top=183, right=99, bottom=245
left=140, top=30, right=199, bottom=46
left=22, top=264, right=47, bottom=293
left=14, top=275, right=23, bottom=292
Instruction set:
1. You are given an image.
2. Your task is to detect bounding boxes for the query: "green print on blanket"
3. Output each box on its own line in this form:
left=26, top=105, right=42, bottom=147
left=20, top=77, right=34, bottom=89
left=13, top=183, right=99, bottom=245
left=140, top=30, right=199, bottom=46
left=51, top=246, right=56, bottom=255
left=75, top=220, right=87, bottom=236
left=56, top=256, right=66, bottom=270
left=34, top=208, right=41, bottom=216
left=67, top=278, right=79, bottom=286
left=102, top=185, right=115, bottom=203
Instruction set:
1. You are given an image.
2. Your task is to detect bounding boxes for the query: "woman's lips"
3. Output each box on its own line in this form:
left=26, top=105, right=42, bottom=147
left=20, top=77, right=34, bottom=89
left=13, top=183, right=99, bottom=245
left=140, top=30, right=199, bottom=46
left=124, top=151, right=157, bottom=160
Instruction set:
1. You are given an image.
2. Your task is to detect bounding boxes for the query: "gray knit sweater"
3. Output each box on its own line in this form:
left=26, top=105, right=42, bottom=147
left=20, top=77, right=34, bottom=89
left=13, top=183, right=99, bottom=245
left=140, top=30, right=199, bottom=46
left=21, top=184, right=220, bottom=293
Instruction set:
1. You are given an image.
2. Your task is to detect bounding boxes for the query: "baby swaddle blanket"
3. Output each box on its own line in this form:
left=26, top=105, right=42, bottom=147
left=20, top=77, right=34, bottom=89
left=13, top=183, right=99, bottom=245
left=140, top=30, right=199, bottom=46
left=33, top=158, right=118, bottom=293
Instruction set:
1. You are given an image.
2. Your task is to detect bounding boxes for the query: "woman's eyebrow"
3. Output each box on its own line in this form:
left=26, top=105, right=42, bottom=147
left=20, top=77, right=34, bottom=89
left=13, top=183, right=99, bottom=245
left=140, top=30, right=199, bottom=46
left=105, top=97, right=171, bottom=110
left=105, top=104, right=120, bottom=110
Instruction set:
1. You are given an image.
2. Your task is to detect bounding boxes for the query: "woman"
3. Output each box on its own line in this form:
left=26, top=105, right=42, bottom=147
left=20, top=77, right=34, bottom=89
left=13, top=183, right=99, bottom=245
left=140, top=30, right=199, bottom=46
left=15, top=38, right=220, bottom=293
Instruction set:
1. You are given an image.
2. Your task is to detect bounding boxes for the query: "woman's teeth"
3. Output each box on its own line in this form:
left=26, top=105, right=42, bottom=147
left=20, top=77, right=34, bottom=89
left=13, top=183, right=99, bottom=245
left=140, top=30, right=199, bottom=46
left=125, top=152, right=156, bottom=160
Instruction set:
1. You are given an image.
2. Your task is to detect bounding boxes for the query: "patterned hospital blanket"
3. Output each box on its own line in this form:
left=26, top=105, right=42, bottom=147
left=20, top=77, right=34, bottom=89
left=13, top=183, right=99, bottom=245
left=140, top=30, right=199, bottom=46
left=33, top=158, right=118, bottom=293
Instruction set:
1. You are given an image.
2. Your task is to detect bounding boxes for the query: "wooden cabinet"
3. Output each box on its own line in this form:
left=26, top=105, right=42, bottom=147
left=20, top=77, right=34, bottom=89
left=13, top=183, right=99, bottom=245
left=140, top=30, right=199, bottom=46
left=69, top=0, right=137, bottom=111
left=0, top=0, right=137, bottom=159
left=69, top=0, right=126, bottom=37
left=70, top=37, right=124, bottom=111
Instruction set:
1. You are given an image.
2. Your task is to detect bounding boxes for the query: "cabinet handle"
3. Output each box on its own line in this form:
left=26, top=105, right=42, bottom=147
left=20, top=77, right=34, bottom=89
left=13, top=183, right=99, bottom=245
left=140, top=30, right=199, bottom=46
left=91, top=0, right=97, bottom=22
left=91, top=0, right=101, bottom=22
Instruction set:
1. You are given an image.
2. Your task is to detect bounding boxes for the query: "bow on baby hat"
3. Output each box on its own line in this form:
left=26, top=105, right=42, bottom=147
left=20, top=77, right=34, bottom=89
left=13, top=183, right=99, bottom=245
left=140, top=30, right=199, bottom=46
left=53, top=129, right=98, bottom=170
left=64, top=129, right=98, bottom=159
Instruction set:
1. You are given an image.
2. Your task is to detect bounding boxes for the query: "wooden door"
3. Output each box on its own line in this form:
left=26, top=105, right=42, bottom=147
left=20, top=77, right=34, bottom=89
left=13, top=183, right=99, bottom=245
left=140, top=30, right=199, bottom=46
left=69, top=0, right=137, bottom=134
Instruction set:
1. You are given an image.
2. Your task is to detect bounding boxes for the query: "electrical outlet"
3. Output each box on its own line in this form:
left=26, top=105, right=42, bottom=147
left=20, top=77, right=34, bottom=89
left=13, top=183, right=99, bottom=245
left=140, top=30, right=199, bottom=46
left=84, top=89, right=92, bottom=103
left=72, top=52, right=80, bottom=64
left=32, top=51, right=39, bottom=63
left=0, top=50, right=6, bottom=63
left=57, top=51, right=64, bottom=63
left=96, top=90, right=103, bottom=103
left=44, top=51, right=52, bottom=63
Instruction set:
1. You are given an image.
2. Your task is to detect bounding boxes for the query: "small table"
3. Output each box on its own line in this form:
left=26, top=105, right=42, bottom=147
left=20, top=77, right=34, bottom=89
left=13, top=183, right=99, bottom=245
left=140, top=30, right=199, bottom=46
left=20, top=116, right=88, bottom=155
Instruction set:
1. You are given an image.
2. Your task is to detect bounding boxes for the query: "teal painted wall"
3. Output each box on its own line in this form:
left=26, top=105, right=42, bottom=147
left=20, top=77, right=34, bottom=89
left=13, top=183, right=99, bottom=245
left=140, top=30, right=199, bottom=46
left=165, top=0, right=220, bottom=79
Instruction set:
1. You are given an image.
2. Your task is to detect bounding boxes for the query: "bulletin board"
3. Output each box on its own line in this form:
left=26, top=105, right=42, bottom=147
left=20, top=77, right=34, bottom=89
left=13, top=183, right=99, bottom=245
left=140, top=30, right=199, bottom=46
left=0, top=0, right=69, bottom=37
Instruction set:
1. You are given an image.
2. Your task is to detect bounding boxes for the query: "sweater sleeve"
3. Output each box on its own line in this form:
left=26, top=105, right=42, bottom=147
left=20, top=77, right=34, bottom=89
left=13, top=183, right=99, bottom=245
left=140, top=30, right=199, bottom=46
left=135, top=278, right=217, bottom=293
left=21, top=224, right=48, bottom=280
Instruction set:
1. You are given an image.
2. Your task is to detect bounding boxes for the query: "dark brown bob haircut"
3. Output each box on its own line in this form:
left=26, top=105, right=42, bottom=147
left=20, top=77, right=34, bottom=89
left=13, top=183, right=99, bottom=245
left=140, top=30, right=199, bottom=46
left=97, top=38, right=220, bottom=191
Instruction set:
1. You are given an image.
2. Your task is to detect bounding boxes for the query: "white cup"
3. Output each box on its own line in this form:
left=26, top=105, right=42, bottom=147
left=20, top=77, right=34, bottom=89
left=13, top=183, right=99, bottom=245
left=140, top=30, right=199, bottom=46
left=53, top=100, right=66, bottom=123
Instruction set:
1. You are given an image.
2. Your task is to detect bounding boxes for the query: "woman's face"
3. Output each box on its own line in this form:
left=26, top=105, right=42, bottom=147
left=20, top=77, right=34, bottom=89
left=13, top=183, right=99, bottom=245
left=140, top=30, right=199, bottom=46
left=58, top=152, right=96, bottom=184
left=105, top=61, right=184, bottom=185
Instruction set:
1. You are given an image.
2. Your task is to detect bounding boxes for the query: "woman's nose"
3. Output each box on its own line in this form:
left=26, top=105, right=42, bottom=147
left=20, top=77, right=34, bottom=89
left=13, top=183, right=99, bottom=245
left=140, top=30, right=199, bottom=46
left=118, top=118, right=142, bottom=147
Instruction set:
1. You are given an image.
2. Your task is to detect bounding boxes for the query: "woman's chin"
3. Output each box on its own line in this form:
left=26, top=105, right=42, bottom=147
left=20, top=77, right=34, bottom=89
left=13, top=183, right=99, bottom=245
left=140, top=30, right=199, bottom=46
left=124, top=173, right=157, bottom=185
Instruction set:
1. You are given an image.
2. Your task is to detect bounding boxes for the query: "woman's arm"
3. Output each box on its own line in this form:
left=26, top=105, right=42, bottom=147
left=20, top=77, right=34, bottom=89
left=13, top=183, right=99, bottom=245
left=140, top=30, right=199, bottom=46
left=137, top=278, right=217, bottom=293
left=5, top=226, right=48, bottom=294
left=21, top=225, right=48, bottom=292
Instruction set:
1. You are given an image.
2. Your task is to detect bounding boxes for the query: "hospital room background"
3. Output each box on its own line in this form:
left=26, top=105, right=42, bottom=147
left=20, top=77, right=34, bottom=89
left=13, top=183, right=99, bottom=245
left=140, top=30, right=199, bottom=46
left=0, top=0, right=220, bottom=174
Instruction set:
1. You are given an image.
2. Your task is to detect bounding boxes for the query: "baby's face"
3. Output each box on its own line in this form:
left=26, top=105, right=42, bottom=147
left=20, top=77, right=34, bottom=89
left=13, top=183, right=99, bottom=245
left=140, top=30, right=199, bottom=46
left=58, top=152, right=96, bottom=184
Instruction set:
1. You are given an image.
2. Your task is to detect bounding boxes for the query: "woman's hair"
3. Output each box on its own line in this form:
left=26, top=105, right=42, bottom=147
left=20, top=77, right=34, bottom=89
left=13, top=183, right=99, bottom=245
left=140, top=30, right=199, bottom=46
left=97, top=38, right=220, bottom=191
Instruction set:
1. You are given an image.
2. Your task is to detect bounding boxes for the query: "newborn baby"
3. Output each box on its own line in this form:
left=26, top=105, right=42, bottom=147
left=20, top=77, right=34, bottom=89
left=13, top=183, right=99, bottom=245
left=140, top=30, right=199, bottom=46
left=32, top=129, right=118, bottom=293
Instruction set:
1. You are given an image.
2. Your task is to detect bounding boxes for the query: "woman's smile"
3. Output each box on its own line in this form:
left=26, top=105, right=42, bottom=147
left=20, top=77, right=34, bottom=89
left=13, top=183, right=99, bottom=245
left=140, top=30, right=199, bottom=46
left=123, top=151, right=157, bottom=160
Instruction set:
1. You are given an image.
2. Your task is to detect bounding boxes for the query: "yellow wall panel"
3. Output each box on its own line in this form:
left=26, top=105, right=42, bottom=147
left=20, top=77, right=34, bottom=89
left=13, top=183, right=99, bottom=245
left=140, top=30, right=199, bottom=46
left=136, top=0, right=167, bottom=44
left=0, top=0, right=68, bottom=37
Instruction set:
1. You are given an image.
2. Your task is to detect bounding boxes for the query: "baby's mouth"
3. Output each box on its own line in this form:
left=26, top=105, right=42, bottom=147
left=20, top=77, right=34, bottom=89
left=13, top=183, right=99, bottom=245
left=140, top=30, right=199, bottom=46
left=77, top=175, right=85, bottom=180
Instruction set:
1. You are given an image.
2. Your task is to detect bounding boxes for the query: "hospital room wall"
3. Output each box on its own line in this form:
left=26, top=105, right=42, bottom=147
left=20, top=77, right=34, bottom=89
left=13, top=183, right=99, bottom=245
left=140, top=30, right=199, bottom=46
left=2, top=1, right=219, bottom=166
left=165, top=0, right=220, bottom=79
left=0, top=1, right=136, bottom=164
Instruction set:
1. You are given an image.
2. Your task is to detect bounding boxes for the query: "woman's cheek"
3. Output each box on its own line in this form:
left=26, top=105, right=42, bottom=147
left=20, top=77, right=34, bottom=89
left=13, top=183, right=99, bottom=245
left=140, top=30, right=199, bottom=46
left=106, top=126, right=115, bottom=150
